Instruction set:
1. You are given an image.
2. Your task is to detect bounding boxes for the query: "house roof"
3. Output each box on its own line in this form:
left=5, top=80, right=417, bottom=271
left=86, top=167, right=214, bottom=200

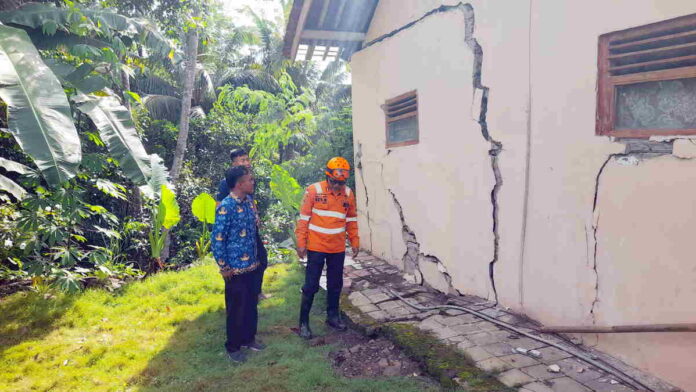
left=282, top=0, right=379, bottom=61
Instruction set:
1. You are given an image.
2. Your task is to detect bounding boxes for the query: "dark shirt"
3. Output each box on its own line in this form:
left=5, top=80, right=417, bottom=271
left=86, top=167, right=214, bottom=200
left=216, top=178, right=229, bottom=202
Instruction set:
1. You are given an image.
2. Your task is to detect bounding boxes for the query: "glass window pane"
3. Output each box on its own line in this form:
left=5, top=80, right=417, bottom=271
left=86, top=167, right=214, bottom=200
left=615, top=77, right=696, bottom=130
left=387, top=116, right=418, bottom=144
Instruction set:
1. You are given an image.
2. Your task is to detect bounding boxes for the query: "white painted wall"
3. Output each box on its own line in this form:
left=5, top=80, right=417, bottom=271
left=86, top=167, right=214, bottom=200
left=351, top=0, right=696, bottom=390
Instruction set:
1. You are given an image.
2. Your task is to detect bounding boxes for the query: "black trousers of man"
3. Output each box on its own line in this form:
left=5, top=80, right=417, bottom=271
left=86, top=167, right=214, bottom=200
left=300, top=251, right=345, bottom=324
left=224, top=271, right=258, bottom=353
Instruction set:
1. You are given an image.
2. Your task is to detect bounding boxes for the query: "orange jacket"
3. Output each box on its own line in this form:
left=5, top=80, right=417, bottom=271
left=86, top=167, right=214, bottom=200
left=295, top=180, right=359, bottom=253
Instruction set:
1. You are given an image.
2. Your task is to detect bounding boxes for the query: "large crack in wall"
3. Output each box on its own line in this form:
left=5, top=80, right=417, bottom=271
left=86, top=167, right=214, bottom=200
left=357, top=2, right=503, bottom=301
left=355, top=143, right=374, bottom=252
left=460, top=3, right=504, bottom=304
left=589, top=141, right=671, bottom=323
left=389, top=190, right=457, bottom=294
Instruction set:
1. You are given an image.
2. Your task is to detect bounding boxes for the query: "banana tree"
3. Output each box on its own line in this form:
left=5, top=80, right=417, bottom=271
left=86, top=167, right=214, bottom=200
left=190, top=192, right=216, bottom=259
left=0, top=23, right=82, bottom=186
left=0, top=3, right=174, bottom=188
left=148, top=184, right=180, bottom=271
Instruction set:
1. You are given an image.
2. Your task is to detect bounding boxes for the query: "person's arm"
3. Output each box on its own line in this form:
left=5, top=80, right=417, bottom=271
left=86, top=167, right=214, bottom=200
left=346, top=190, right=360, bottom=256
left=294, top=186, right=315, bottom=259
left=211, top=202, right=231, bottom=273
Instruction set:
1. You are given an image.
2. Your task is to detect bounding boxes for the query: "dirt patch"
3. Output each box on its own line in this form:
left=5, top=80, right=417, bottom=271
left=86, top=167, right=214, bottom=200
left=324, top=329, right=432, bottom=380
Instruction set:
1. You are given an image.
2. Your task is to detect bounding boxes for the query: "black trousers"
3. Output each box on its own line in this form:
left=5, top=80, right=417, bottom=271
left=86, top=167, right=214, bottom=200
left=224, top=271, right=258, bottom=352
left=302, top=251, right=345, bottom=316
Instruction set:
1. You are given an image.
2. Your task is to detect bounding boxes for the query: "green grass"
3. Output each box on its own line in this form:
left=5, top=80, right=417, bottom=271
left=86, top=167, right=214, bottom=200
left=0, top=260, right=440, bottom=392
left=382, top=324, right=512, bottom=392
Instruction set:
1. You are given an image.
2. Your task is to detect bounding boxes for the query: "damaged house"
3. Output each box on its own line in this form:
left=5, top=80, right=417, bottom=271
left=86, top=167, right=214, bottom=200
left=284, top=0, right=696, bottom=389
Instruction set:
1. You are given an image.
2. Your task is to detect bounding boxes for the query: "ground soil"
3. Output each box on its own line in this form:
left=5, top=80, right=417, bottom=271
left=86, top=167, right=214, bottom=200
left=305, top=328, right=437, bottom=385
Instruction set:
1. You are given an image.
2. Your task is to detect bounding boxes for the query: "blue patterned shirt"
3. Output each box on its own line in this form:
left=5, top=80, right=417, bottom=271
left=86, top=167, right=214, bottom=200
left=212, top=193, right=258, bottom=276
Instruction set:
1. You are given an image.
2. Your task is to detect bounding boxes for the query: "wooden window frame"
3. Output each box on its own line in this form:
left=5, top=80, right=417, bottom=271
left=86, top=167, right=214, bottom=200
left=384, top=90, right=419, bottom=148
left=597, top=13, right=696, bottom=138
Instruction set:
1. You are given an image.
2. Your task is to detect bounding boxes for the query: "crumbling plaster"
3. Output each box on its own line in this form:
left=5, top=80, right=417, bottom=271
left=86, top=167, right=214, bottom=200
left=351, top=0, right=696, bottom=389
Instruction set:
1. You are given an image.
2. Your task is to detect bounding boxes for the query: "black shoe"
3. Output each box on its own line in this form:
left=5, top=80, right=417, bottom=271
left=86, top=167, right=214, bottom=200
left=242, top=340, right=266, bottom=351
left=227, top=349, right=247, bottom=363
left=326, top=314, right=347, bottom=331
left=299, top=322, right=313, bottom=340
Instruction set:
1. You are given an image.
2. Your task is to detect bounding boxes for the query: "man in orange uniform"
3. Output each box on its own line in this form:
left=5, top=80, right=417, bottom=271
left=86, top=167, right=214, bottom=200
left=295, top=157, right=359, bottom=339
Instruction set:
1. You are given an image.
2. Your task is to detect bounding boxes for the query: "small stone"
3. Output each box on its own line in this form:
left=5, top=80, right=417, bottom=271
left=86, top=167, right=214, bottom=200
left=610, top=380, right=619, bottom=385
left=515, top=347, right=529, bottom=355
left=378, top=358, right=389, bottom=367
left=577, top=367, right=585, bottom=373
left=547, top=364, right=561, bottom=373
left=528, top=349, right=542, bottom=358
left=349, top=345, right=362, bottom=353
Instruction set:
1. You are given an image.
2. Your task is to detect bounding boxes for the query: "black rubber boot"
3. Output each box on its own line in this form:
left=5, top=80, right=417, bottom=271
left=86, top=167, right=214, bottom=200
left=299, top=292, right=314, bottom=340
left=326, top=291, right=347, bottom=331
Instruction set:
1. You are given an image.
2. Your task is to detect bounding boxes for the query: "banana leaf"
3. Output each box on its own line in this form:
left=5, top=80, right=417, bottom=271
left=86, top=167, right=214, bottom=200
left=0, top=173, right=26, bottom=200
left=160, top=185, right=180, bottom=229
left=191, top=192, right=216, bottom=224
left=74, top=92, right=150, bottom=184
left=0, top=3, right=174, bottom=59
left=0, top=24, right=81, bottom=186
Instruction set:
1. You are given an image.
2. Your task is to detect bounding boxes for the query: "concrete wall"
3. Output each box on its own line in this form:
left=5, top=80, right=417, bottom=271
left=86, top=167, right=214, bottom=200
left=351, top=0, right=696, bottom=390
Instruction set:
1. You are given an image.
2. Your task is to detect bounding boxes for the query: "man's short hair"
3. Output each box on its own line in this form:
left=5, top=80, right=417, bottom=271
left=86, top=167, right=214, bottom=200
left=225, top=166, right=250, bottom=190
left=230, top=148, right=248, bottom=162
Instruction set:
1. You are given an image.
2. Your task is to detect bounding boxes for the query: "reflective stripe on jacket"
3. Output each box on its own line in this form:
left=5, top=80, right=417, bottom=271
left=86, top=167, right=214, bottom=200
left=295, top=180, right=359, bottom=253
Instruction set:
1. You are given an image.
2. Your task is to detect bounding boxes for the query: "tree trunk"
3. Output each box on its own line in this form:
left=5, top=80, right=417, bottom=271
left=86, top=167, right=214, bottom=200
left=162, top=16, right=199, bottom=261
left=169, top=20, right=199, bottom=184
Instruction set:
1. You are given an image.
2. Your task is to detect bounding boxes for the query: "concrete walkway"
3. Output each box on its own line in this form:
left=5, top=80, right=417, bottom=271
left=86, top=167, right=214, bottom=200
left=338, top=253, right=680, bottom=392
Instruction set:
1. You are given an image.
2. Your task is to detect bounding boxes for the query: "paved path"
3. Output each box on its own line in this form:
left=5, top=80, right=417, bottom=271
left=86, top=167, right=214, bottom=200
left=338, top=254, right=680, bottom=392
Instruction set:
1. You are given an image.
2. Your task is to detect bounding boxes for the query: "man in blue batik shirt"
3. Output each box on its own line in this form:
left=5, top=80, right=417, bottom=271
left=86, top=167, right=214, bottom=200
left=212, top=165, right=264, bottom=362
left=216, top=148, right=269, bottom=302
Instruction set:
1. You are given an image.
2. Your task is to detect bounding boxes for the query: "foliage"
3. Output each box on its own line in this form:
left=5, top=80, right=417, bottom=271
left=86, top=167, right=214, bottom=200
left=0, top=23, right=82, bottom=186
left=148, top=184, right=179, bottom=262
left=190, top=192, right=215, bottom=258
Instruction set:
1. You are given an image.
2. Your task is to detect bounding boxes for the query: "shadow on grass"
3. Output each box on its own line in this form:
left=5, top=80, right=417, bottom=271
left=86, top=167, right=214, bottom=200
left=130, top=263, right=439, bottom=392
left=0, top=291, right=77, bottom=354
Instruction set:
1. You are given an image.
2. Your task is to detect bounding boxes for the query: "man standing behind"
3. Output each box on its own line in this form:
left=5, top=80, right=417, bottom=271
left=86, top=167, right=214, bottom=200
left=212, top=166, right=264, bottom=362
left=295, top=157, right=359, bottom=340
left=216, top=148, right=269, bottom=302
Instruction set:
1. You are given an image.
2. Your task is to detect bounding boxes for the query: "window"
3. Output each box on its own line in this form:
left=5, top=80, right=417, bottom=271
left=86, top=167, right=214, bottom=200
left=385, top=90, right=419, bottom=147
left=597, top=13, right=696, bottom=138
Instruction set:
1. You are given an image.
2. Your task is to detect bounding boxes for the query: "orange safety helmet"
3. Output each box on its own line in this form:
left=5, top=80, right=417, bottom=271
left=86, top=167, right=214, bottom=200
left=325, top=157, right=350, bottom=182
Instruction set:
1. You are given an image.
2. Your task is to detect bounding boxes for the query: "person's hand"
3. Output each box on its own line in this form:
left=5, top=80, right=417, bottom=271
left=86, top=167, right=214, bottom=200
left=296, top=247, right=307, bottom=260
left=352, top=247, right=359, bottom=257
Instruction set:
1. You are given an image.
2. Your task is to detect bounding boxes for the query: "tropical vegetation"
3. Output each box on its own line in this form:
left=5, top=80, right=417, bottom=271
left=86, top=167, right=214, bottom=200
left=0, top=0, right=354, bottom=291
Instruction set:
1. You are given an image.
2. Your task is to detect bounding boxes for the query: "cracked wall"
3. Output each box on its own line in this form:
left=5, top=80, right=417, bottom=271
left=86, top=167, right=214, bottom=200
left=352, top=0, right=696, bottom=389
left=352, top=1, right=498, bottom=301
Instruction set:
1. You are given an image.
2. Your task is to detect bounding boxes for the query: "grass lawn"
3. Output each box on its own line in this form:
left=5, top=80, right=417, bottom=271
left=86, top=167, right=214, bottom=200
left=0, top=259, right=442, bottom=392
